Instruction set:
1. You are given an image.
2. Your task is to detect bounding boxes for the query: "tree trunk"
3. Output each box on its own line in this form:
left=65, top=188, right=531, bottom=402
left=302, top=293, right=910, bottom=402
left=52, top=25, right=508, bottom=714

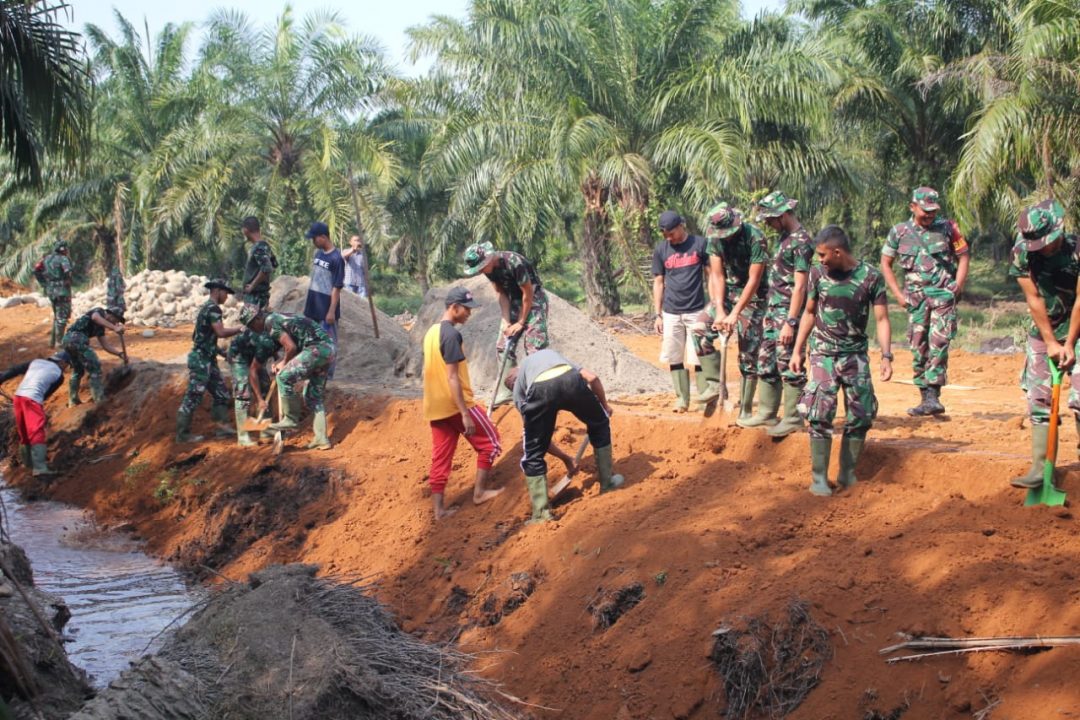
left=580, top=176, right=621, bottom=317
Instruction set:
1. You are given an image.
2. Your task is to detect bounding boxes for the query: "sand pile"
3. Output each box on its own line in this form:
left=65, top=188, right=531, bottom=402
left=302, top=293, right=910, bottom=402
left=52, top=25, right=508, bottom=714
left=268, top=276, right=412, bottom=386
left=409, top=276, right=667, bottom=397
left=71, top=269, right=242, bottom=328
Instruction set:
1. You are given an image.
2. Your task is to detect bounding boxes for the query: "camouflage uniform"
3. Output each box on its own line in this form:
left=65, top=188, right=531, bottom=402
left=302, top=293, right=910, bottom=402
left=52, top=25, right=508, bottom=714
left=760, top=225, right=814, bottom=385
left=882, top=216, right=968, bottom=388
left=106, top=267, right=126, bottom=313
left=1008, top=226, right=1080, bottom=424
left=263, top=313, right=335, bottom=412
left=705, top=215, right=769, bottom=378
left=62, top=308, right=109, bottom=402
left=798, top=262, right=887, bottom=439
left=485, top=251, right=550, bottom=360
left=178, top=299, right=231, bottom=416
left=242, top=239, right=277, bottom=308
left=228, top=329, right=277, bottom=410
left=36, top=250, right=73, bottom=343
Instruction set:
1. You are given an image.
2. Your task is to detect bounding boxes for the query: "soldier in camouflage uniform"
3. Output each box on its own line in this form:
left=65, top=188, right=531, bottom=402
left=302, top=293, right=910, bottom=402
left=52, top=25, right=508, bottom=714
left=241, top=303, right=336, bottom=450
left=705, top=202, right=769, bottom=422
left=61, top=306, right=126, bottom=406
left=881, top=187, right=970, bottom=416
left=241, top=216, right=277, bottom=308
left=1009, top=199, right=1080, bottom=489
left=228, top=329, right=278, bottom=447
left=106, top=266, right=126, bottom=313
left=33, top=240, right=73, bottom=347
left=463, top=242, right=550, bottom=406
left=744, top=191, right=815, bottom=435
left=176, top=280, right=244, bottom=443
left=790, top=226, right=893, bottom=496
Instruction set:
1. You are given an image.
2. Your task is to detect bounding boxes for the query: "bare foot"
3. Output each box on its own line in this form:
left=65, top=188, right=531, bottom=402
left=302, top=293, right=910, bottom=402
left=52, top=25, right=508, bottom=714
left=435, top=505, right=460, bottom=520
left=473, top=486, right=505, bottom=505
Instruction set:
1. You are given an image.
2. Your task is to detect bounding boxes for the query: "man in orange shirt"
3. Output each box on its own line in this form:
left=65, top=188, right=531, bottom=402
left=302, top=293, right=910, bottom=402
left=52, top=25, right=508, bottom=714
left=422, top=287, right=505, bottom=519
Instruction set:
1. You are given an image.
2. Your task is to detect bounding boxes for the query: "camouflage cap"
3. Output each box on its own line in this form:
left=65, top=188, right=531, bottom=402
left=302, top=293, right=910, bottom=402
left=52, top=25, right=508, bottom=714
left=1018, top=198, right=1065, bottom=251
left=911, top=186, right=941, bottom=212
left=238, top=303, right=263, bottom=326
left=106, top=305, right=125, bottom=323
left=54, top=239, right=68, bottom=252
left=757, top=191, right=798, bottom=219
left=204, top=278, right=235, bottom=294
left=706, top=202, right=743, bottom=240
left=462, top=241, right=495, bottom=276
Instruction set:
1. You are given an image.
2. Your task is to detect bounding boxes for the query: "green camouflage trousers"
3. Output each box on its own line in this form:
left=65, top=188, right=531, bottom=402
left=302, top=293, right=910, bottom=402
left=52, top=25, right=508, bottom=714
left=758, top=306, right=806, bottom=386
left=798, top=352, right=878, bottom=440
left=50, top=296, right=71, bottom=343
left=689, top=303, right=763, bottom=377
left=495, top=294, right=550, bottom=364
left=179, top=351, right=231, bottom=416
left=62, top=331, right=101, bottom=394
left=277, top=342, right=335, bottom=412
left=907, top=296, right=957, bottom=388
left=1022, top=336, right=1080, bottom=424
left=242, top=290, right=271, bottom=309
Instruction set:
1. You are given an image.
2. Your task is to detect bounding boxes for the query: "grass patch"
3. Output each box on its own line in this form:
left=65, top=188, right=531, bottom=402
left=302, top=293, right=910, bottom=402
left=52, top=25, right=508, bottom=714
left=153, top=468, right=179, bottom=505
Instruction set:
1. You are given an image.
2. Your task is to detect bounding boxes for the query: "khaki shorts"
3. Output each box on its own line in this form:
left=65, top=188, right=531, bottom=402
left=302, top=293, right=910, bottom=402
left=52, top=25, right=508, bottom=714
left=659, top=311, right=702, bottom=366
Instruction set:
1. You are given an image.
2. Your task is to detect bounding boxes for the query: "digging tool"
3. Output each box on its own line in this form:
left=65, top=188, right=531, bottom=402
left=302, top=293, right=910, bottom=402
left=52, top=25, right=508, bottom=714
left=346, top=161, right=380, bottom=338
left=705, top=332, right=733, bottom=418
left=243, top=378, right=278, bottom=433
left=488, top=332, right=521, bottom=418
left=1026, top=358, right=1068, bottom=507
left=549, top=435, right=590, bottom=500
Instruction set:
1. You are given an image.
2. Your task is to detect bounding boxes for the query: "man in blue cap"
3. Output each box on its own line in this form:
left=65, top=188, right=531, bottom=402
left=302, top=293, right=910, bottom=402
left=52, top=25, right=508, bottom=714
left=303, top=221, right=344, bottom=380
left=0, top=351, right=71, bottom=476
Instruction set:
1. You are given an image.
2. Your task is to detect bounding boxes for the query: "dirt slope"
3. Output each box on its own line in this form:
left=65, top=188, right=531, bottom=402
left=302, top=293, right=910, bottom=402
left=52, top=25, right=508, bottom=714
left=3, top=303, right=1080, bottom=719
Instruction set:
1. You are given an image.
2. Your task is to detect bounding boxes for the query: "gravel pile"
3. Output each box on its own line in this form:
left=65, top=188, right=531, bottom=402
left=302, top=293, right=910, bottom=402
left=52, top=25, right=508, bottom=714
left=0, top=292, right=50, bottom=309
left=72, top=269, right=241, bottom=327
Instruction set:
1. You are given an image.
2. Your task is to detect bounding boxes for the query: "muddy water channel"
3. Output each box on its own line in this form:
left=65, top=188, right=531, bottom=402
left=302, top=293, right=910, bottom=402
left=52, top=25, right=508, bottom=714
left=1, top=482, right=201, bottom=687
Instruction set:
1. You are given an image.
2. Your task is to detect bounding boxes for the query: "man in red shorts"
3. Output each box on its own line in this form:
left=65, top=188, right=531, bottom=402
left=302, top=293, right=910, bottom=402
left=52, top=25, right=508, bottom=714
left=422, top=287, right=505, bottom=520
left=0, top=351, right=70, bottom=476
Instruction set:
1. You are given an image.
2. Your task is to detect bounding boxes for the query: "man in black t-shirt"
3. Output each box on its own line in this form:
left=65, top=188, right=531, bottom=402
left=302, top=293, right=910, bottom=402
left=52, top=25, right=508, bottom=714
left=652, top=210, right=713, bottom=412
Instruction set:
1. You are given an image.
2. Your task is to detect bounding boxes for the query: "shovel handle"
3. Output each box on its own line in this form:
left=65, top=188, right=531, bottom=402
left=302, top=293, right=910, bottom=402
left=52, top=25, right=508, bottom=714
left=1047, top=358, right=1062, bottom=465
left=119, top=331, right=129, bottom=366
left=255, top=378, right=277, bottom=423
left=488, top=332, right=521, bottom=417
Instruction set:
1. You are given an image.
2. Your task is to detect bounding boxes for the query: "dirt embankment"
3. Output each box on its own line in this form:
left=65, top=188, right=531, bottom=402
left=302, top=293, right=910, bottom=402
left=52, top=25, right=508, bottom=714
left=4, top=302, right=1080, bottom=718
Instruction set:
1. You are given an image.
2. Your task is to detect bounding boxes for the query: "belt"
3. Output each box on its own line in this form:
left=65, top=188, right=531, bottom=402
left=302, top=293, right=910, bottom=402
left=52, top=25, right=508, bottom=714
left=534, top=364, right=573, bottom=384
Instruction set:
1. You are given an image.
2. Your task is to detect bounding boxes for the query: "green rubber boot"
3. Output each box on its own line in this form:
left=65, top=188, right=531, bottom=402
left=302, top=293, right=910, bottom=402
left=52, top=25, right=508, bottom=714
left=525, top=474, right=554, bottom=524
left=306, top=410, right=332, bottom=450
left=737, top=380, right=781, bottom=428
left=67, top=375, right=82, bottom=407
left=210, top=403, right=234, bottom=437
left=767, top=383, right=805, bottom=437
left=837, top=434, right=865, bottom=489
left=697, top=352, right=722, bottom=408
left=18, top=444, right=32, bottom=468
left=809, top=437, right=832, bottom=496
left=30, top=444, right=54, bottom=476
left=175, top=410, right=205, bottom=443
left=595, top=445, right=624, bottom=493
left=1011, top=424, right=1050, bottom=489
left=670, top=368, right=691, bottom=413
left=737, top=377, right=758, bottom=422
left=235, top=405, right=256, bottom=447
left=269, top=393, right=302, bottom=430
left=89, top=375, right=106, bottom=404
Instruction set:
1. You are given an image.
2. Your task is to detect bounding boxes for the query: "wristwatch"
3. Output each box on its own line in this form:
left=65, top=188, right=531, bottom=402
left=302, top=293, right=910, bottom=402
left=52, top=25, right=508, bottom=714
left=881, top=352, right=894, bottom=361
left=785, top=317, right=799, bottom=328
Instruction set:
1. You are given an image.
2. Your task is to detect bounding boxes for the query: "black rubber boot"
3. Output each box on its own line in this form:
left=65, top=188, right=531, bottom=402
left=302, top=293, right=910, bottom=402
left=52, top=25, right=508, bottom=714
left=907, top=388, right=934, bottom=416
left=926, top=386, right=945, bottom=415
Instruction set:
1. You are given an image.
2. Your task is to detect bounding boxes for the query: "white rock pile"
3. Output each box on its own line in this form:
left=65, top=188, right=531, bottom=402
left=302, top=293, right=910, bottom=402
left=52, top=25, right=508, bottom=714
left=72, top=269, right=241, bottom=327
left=0, top=293, right=50, bottom=309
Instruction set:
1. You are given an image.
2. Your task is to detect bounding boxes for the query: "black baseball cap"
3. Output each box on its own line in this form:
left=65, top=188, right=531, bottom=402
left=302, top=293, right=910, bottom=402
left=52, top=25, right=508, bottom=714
left=305, top=221, right=330, bottom=239
left=445, top=287, right=481, bottom=308
left=658, top=210, right=684, bottom=232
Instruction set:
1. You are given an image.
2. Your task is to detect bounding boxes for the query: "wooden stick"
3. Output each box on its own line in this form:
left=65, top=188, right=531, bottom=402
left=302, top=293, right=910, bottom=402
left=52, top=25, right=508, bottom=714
left=346, top=161, right=380, bottom=339
left=885, top=643, right=1066, bottom=663
left=881, top=635, right=1080, bottom=655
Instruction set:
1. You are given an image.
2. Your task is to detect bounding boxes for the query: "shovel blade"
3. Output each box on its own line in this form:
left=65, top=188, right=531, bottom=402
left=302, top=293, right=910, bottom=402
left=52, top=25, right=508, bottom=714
left=242, top=417, right=272, bottom=432
left=1024, top=461, right=1068, bottom=507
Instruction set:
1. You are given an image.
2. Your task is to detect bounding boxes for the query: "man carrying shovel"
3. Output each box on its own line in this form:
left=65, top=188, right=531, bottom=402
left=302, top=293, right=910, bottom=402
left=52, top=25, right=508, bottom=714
left=176, top=280, right=244, bottom=443
left=228, top=328, right=278, bottom=447
left=0, top=351, right=70, bottom=476
left=61, top=305, right=126, bottom=407
left=239, top=304, right=335, bottom=451
left=504, top=348, right=624, bottom=524
left=462, top=242, right=550, bottom=407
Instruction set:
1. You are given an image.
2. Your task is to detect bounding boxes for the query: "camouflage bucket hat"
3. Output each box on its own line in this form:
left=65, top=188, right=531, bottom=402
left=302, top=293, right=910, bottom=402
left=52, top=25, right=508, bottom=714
left=204, top=278, right=235, bottom=294
left=1018, top=198, right=1065, bottom=251
left=238, top=303, right=262, bottom=326
left=706, top=202, right=743, bottom=240
left=463, top=241, right=495, bottom=276
left=106, top=305, right=125, bottom=323
left=911, top=186, right=941, bottom=212
left=54, top=239, right=68, bottom=252
left=757, top=191, right=798, bottom=219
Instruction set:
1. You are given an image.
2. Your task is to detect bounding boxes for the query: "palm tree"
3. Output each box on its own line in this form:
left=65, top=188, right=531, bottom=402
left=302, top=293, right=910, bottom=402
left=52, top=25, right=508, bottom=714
left=0, top=0, right=89, bottom=186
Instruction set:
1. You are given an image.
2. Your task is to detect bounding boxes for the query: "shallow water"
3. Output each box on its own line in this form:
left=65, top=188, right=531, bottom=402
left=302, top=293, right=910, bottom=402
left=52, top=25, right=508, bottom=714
left=1, top=483, right=201, bottom=687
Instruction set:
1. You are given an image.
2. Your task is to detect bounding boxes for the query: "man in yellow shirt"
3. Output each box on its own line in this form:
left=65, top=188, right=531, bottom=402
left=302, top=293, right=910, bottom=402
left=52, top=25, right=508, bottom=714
left=422, top=287, right=505, bottom=519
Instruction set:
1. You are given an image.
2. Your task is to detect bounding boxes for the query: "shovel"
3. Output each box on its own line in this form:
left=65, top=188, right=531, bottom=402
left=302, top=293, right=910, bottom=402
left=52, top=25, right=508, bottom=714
left=242, top=378, right=277, bottom=432
left=1025, top=357, right=1068, bottom=507
left=704, top=331, right=733, bottom=419
left=548, top=435, right=590, bottom=500
left=488, top=332, right=521, bottom=418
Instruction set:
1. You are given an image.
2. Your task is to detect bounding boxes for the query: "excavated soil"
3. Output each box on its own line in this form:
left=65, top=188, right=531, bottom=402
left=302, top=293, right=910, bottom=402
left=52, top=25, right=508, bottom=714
left=3, top=303, right=1080, bottom=719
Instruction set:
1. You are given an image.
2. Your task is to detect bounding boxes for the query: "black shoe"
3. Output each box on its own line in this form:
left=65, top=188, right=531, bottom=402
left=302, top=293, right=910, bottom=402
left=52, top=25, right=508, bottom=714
left=907, top=388, right=934, bottom=417
left=926, top=386, right=945, bottom=415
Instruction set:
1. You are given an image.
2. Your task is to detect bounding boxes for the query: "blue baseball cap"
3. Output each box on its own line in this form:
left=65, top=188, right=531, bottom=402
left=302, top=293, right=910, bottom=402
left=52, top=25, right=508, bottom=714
left=305, top=221, right=330, bottom=239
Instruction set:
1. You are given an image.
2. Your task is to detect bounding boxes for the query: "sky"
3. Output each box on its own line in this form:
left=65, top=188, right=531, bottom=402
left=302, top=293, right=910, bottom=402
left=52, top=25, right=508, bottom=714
left=61, top=0, right=785, bottom=74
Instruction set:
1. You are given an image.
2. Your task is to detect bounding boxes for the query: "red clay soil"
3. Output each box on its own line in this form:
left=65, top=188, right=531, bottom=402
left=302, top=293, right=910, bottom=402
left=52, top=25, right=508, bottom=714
left=0, top=276, right=32, bottom=295
left=4, top=305, right=1080, bottom=719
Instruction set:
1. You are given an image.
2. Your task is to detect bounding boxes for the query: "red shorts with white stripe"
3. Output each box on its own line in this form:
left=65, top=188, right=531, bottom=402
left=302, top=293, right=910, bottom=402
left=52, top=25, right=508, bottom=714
left=14, top=396, right=47, bottom=446
left=428, top=405, right=502, bottom=495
